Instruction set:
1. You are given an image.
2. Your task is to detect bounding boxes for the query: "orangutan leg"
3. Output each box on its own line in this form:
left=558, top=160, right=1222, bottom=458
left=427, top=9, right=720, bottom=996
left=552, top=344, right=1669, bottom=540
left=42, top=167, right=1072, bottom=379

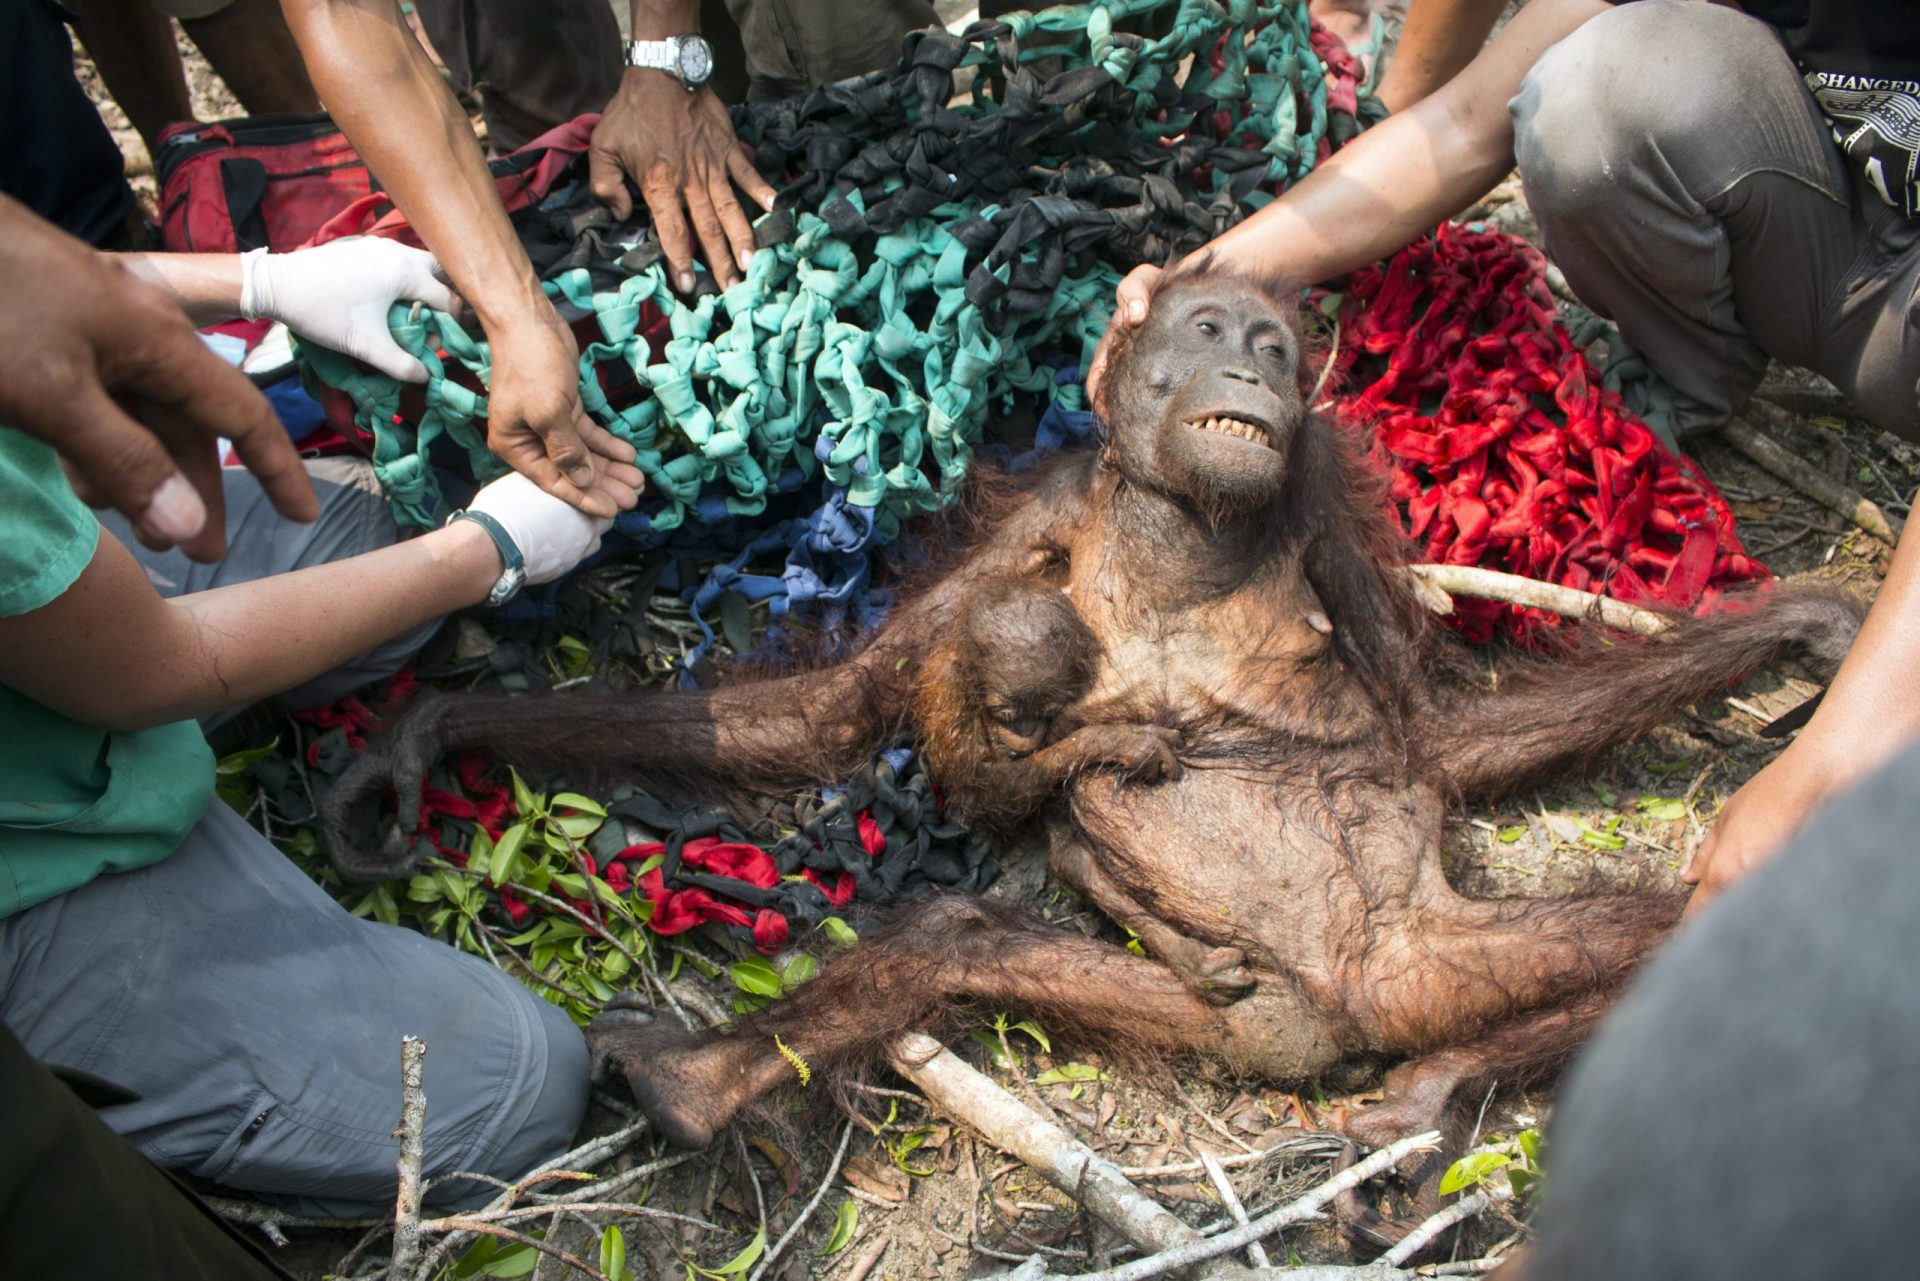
left=1049, top=833, right=1256, bottom=1005
left=588, top=895, right=1271, bottom=1148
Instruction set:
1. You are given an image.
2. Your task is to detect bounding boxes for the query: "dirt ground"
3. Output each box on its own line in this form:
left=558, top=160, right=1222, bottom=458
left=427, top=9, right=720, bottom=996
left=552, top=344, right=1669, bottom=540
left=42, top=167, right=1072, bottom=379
left=66, top=7, right=1915, bottom=1280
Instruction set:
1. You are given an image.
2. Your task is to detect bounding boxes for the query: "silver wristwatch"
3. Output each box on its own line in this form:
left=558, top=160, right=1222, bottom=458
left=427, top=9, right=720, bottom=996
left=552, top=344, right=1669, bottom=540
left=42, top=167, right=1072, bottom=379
left=625, top=33, right=714, bottom=90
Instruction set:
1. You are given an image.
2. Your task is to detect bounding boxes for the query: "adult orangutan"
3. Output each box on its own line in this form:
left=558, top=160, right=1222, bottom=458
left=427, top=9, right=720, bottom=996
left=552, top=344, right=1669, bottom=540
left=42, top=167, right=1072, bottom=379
left=323, top=274, right=1860, bottom=1218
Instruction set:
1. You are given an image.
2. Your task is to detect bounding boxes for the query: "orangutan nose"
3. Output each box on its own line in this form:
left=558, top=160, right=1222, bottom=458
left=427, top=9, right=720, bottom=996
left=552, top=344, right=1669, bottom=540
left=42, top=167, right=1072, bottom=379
left=1221, top=366, right=1262, bottom=386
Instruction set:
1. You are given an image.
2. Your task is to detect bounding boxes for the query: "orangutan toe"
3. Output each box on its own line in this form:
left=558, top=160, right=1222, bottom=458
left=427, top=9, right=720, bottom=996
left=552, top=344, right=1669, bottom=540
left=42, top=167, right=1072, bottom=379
left=1194, top=945, right=1257, bottom=1005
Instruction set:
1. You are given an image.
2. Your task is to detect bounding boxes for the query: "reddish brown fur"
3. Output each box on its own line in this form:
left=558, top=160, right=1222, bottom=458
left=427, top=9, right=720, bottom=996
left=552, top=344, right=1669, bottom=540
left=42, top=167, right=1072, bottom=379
left=323, top=276, right=1863, bottom=1233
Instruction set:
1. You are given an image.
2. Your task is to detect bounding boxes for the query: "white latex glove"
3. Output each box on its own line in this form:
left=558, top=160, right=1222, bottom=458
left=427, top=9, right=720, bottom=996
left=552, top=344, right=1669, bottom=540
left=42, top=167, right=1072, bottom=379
left=467, top=470, right=614, bottom=585
left=241, top=237, right=456, bottom=383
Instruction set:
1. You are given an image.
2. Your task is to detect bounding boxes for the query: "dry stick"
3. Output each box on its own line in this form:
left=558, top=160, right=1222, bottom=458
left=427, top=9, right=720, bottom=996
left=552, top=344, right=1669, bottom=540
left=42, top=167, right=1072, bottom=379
left=419, top=1201, right=720, bottom=1234
left=1117, top=1143, right=1294, bottom=1180
left=841, top=1231, right=892, bottom=1281
left=1402, top=564, right=1670, bottom=637
left=1720, top=415, right=1902, bottom=544
left=1045, top=1131, right=1441, bottom=1281
left=745, top=1119, right=857, bottom=1281
left=888, top=1033, right=1208, bottom=1259
left=1378, top=1185, right=1512, bottom=1268
left=1197, top=1152, right=1268, bottom=1270
left=388, top=1037, right=430, bottom=1281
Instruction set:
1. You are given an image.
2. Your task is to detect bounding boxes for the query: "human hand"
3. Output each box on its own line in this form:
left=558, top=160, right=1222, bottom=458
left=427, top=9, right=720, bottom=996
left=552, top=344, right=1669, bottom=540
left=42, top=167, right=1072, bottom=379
left=1085, top=263, right=1163, bottom=410
left=0, top=195, right=317, bottom=562
left=1682, top=749, right=1837, bottom=916
left=244, top=237, right=458, bottom=382
left=589, top=73, right=777, bottom=292
left=483, top=312, right=643, bottom=519
left=466, top=469, right=627, bottom=585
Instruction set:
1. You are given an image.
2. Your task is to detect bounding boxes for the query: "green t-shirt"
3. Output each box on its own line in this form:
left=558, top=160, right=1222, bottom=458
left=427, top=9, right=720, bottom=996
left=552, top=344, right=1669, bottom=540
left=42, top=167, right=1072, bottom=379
left=0, top=428, right=213, bottom=918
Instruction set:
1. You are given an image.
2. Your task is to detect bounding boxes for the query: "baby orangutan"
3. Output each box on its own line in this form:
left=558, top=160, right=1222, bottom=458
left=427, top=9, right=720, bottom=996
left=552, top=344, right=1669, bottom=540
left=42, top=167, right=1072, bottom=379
left=915, top=578, right=1180, bottom=830
left=324, top=271, right=1862, bottom=1238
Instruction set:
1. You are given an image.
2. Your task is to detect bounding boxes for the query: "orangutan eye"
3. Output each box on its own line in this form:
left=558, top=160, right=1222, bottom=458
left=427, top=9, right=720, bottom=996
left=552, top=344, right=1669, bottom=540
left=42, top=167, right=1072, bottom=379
left=1195, top=320, right=1220, bottom=337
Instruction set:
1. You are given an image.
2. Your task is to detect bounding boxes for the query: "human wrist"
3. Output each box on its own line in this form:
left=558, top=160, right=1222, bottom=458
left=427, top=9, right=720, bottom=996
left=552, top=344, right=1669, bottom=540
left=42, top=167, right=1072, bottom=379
left=628, top=0, right=698, bottom=41
left=436, top=516, right=510, bottom=603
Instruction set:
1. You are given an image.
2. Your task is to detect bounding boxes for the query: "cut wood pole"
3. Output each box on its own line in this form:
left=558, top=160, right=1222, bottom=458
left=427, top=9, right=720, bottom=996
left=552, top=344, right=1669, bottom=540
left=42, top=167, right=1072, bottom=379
left=887, top=1032, right=1209, bottom=1261
left=1402, top=564, right=1669, bottom=636
left=1720, top=414, right=1902, bottom=544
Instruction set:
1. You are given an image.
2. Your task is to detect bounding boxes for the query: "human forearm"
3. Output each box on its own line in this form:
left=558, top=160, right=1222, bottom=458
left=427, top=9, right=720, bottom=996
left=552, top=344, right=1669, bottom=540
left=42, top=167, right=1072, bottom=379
left=629, top=0, right=698, bottom=39
left=1373, top=0, right=1510, bottom=113
left=1776, top=520, right=1920, bottom=788
left=0, top=521, right=499, bottom=732
left=279, top=0, right=546, bottom=340
left=119, top=254, right=243, bottom=325
left=1203, top=0, right=1609, bottom=291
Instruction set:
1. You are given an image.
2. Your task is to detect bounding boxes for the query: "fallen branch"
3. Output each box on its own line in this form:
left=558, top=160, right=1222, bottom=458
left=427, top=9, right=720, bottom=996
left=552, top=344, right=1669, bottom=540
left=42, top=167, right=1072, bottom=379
left=388, top=1037, right=429, bottom=1280
left=1378, top=1185, right=1510, bottom=1268
left=1721, top=414, right=1902, bottom=544
left=888, top=1032, right=1209, bottom=1258
left=1198, top=1151, right=1269, bottom=1270
left=840, top=1231, right=892, bottom=1281
left=1402, top=564, right=1669, bottom=636
left=745, top=1119, right=856, bottom=1281
left=1027, top=1131, right=1441, bottom=1281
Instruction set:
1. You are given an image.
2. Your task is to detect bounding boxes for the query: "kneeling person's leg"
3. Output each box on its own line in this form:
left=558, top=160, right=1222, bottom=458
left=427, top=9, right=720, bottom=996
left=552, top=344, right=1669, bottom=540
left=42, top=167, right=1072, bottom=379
left=0, top=801, right=588, bottom=1216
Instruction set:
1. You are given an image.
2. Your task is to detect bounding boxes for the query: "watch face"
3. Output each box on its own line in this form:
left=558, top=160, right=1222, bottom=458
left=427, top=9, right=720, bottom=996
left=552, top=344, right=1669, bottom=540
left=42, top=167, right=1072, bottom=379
left=678, top=36, right=713, bottom=84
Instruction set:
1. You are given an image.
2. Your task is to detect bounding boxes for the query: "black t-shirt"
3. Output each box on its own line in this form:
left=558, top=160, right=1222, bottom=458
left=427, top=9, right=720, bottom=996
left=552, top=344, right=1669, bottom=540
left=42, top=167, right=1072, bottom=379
left=1744, top=1, right=1920, bottom=216
left=0, top=0, right=136, bottom=247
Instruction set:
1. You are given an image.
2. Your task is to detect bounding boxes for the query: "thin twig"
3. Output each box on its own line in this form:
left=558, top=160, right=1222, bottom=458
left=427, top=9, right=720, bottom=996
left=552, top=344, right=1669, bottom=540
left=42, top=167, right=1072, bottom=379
left=746, top=1119, right=857, bottom=1281
left=1197, top=1151, right=1269, bottom=1269
left=1054, top=1131, right=1441, bottom=1281
left=1379, top=1186, right=1511, bottom=1267
left=1116, top=1143, right=1294, bottom=1179
left=840, top=1231, right=892, bottom=1281
left=388, top=1038, right=429, bottom=1280
left=1169, top=1079, right=1257, bottom=1154
left=419, top=1201, right=719, bottom=1233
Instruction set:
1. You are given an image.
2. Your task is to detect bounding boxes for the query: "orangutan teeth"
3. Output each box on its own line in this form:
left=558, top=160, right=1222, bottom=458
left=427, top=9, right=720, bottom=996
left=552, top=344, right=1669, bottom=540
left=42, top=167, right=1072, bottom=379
left=1189, top=416, right=1271, bottom=447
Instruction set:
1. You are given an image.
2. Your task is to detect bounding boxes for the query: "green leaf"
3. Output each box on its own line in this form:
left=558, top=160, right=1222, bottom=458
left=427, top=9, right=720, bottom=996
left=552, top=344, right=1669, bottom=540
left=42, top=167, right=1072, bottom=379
left=709, top=1227, right=766, bottom=1278
left=1008, top=1019, right=1052, bottom=1053
left=718, top=590, right=754, bottom=655
left=1497, top=824, right=1528, bottom=844
left=780, top=952, right=818, bottom=990
left=215, top=739, right=280, bottom=776
left=1438, top=1150, right=1511, bottom=1196
left=553, top=813, right=605, bottom=840
left=490, top=823, right=530, bottom=884
left=970, top=1028, right=1020, bottom=1070
left=1516, top=1127, right=1543, bottom=1168
left=1124, top=928, right=1146, bottom=957
left=821, top=916, right=859, bottom=947
left=551, top=793, right=607, bottom=817
left=600, top=1225, right=630, bottom=1281
left=1590, top=784, right=1617, bottom=805
left=1507, top=1166, right=1538, bottom=1195
left=732, top=957, right=784, bottom=998
left=475, top=1243, right=539, bottom=1277
left=1577, top=819, right=1626, bottom=851
left=820, top=1197, right=859, bottom=1255
left=1034, top=1062, right=1107, bottom=1086
left=509, top=768, right=541, bottom=819
left=1636, top=796, right=1687, bottom=822
left=1318, top=291, right=1344, bottom=319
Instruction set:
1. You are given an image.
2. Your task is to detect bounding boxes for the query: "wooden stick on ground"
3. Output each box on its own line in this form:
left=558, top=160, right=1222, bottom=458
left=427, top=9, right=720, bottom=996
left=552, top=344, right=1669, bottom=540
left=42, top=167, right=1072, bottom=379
left=1378, top=1185, right=1510, bottom=1268
left=388, top=1037, right=430, bottom=1280
left=1402, top=564, right=1670, bottom=636
left=745, top=1119, right=856, bottom=1281
left=887, top=1032, right=1210, bottom=1260
left=1197, top=1151, right=1268, bottom=1269
left=1721, top=414, right=1902, bottom=544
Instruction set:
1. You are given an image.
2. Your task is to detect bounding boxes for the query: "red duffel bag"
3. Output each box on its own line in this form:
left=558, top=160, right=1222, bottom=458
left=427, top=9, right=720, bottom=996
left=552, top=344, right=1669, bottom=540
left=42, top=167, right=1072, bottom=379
left=156, top=112, right=374, bottom=253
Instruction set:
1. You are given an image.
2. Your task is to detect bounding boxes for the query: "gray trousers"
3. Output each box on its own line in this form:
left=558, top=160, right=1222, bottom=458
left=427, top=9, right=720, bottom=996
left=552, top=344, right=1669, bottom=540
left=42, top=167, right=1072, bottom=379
left=1511, top=0, right=1920, bottom=440
left=1528, top=734, right=1920, bottom=1280
left=4, top=459, right=589, bottom=1216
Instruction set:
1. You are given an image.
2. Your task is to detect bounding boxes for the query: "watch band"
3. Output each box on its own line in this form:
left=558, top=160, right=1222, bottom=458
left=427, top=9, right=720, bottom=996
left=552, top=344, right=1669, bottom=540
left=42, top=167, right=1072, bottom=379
left=625, top=38, right=679, bottom=72
left=448, top=508, right=526, bottom=607
left=625, top=34, right=710, bottom=89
